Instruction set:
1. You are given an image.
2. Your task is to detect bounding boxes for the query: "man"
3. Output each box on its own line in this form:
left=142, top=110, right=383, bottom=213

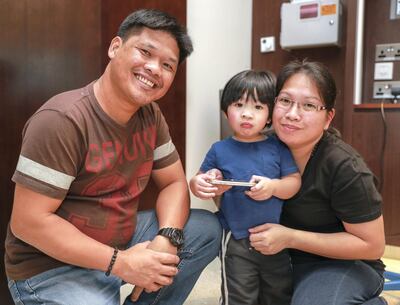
left=5, top=9, right=221, bottom=305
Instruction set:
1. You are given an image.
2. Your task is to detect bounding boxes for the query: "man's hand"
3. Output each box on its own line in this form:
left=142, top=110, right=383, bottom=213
left=112, top=240, right=179, bottom=297
left=130, top=235, right=179, bottom=302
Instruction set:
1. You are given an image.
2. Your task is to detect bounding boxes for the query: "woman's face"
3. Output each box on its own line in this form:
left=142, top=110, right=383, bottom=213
left=272, top=73, right=335, bottom=151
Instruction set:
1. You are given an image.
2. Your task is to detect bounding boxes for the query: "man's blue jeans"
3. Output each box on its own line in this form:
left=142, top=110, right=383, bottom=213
left=291, top=260, right=386, bottom=305
left=8, top=209, right=222, bottom=305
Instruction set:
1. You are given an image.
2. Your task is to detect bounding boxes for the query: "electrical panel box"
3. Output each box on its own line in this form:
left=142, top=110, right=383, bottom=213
left=280, top=0, right=342, bottom=50
left=373, top=43, right=400, bottom=100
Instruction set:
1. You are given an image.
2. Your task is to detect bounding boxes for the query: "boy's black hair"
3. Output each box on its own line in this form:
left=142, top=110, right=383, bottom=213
left=117, top=9, right=193, bottom=64
left=221, top=70, right=276, bottom=125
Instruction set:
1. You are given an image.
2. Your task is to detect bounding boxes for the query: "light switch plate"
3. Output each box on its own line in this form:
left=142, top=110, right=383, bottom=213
left=260, top=36, right=275, bottom=53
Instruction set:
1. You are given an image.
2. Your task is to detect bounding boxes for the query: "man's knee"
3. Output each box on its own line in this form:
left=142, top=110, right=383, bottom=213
left=185, top=209, right=222, bottom=253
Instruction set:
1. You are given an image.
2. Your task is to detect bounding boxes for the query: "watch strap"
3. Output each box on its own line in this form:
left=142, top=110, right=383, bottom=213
left=157, top=227, right=184, bottom=248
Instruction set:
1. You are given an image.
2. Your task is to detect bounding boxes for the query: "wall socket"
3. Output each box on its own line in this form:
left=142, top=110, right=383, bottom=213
left=375, top=43, right=400, bottom=61
left=373, top=81, right=400, bottom=99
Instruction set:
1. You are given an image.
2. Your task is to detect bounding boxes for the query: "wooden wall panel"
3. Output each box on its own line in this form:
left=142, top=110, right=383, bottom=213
left=351, top=110, right=400, bottom=245
left=363, top=0, right=400, bottom=104
left=0, top=0, right=102, bottom=200
left=252, top=0, right=400, bottom=245
left=353, top=0, right=400, bottom=245
left=0, top=1, right=102, bottom=303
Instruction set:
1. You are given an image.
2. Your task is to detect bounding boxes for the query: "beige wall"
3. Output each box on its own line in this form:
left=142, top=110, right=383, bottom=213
left=186, top=0, right=253, bottom=210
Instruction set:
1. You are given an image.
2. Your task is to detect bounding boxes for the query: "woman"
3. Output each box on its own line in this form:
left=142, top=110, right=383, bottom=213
left=248, top=60, right=387, bottom=305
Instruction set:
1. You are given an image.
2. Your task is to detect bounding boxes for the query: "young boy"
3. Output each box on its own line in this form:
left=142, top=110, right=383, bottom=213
left=190, top=70, right=301, bottom=305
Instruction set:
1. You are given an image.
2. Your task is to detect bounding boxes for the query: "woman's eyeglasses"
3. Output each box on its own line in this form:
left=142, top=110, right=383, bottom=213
left=275, top=96, right=327, bottom=113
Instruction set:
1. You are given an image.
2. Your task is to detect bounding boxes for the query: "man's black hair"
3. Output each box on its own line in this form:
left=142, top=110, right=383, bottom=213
left=117, top=9, right=193, bottom=64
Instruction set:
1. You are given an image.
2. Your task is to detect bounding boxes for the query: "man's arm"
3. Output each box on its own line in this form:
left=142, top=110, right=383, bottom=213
left=130, top=159, right=190, bottom=301
left=152, top=159, right=190, bottom=250
left=10, top=184, right=179, bottom=291
left=10, top=184, right=114, bottom=270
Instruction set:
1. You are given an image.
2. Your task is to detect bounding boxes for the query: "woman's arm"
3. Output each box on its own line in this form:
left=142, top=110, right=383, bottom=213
left=249, top=215, right=385, bottom=260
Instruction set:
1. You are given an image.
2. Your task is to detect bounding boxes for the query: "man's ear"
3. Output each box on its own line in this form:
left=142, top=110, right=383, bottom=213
left=108, top=36, right=122, bottom=59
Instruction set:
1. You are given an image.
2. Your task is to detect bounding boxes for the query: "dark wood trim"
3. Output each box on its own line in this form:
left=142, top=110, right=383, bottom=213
left=354, top=103, right=400, bottom=110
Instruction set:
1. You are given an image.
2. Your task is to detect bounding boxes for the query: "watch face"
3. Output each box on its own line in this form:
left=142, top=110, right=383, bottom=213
left=171, top=230, right=184, bottom=247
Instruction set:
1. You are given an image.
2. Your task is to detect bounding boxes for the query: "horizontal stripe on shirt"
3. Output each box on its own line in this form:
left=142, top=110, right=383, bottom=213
left=154, top=140, right=175, bottom=161
left=16, top=155, right=75, bottom=190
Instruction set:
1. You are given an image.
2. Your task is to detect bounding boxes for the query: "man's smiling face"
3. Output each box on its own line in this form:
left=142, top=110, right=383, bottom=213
left=108, top=27, right=179, bottom=107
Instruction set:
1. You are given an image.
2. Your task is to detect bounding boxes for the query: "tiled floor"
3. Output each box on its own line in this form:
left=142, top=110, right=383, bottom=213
left=185, top=258, right=221, bottom=305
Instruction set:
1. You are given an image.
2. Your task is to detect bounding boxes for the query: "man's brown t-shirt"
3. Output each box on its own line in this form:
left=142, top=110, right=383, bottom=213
left=5, top=82, right=179, bottom=280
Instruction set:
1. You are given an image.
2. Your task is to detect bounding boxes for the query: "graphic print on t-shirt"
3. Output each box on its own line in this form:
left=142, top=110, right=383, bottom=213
left=84, top=125, right=156, bottom=173
left=61, top=122, right=157, bottom=247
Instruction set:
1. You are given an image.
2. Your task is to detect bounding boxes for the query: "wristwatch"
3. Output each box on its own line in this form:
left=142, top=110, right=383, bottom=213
left=157, top=227, right=184, bottom=248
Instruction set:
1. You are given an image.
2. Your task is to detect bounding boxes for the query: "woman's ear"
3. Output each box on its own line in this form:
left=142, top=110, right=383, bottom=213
left=324, top=108, right=336, bottom=130
left=108, top=36, right=122, bottom=59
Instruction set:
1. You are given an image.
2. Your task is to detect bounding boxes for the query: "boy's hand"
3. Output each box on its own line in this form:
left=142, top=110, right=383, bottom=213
left=189, top=169, right=231, bottom=199
left=245, top=175, right=276, bottom=201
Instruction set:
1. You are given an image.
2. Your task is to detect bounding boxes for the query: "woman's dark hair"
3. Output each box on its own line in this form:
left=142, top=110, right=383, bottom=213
left=220, top=70, right=276, bottom=124
left=117, top=9, right=193, bottom=64
left=276, top=59, right=336, bottom=110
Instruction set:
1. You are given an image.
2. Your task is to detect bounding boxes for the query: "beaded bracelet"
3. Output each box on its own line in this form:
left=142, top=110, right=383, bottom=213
left=105, top=247, right=118, bottom=276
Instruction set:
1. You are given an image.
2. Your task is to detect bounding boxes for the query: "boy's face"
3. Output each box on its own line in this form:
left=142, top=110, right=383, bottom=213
left=226, top=92, right=270, bottom=142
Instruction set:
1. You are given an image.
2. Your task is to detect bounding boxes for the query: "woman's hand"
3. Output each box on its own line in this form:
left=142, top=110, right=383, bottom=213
left=245, top=175, right=276, bottom=201
left=249, top=217, right=385, bottom=260
left=189, top=169, right=231, bottom=199
left=248, top=223, right=294, bottom=255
